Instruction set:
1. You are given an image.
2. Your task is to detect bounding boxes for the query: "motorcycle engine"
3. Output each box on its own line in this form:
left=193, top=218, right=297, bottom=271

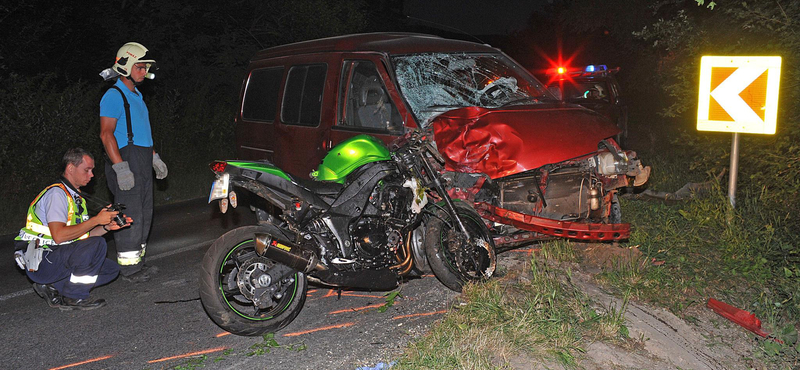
left=351, top=217, right=402, bottom=267
left=350, top=181, right=411, bottom=268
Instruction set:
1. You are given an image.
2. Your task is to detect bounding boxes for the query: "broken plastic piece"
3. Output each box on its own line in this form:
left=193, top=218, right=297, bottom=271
left=707, top=298, right=782, bottom=343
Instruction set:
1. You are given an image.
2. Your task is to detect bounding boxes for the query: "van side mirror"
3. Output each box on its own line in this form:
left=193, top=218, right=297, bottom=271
left=548, top=86, right=563, bottom=101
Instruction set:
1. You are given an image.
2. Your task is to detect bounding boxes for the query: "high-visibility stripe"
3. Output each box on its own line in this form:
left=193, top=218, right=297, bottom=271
left=17, top=232, right=57, bottom=246
left=70, top=274, right=98, bottom=284
left=117, top=250, right=142, bottom=266
left=27, top=222, right=53, bottom=235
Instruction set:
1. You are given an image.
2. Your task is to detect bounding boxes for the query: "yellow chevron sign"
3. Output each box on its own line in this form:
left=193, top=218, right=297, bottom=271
left=697, top=56, right=781, bottom=134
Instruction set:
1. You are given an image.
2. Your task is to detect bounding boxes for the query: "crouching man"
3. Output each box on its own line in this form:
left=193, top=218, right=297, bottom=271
left=14, top=148, right=130, bottom=310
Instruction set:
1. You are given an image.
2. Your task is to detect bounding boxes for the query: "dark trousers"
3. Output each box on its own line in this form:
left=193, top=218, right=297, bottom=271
left=105, top=144, right=154, bottom=276
left=26, top=237, right=120, bottom=299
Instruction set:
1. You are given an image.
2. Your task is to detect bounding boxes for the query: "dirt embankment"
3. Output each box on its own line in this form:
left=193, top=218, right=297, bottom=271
left=501, top=243, right=769, bottom=370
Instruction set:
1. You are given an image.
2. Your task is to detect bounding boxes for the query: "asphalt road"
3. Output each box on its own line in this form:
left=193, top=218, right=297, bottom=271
left=0, top=198, right=458, bottom=370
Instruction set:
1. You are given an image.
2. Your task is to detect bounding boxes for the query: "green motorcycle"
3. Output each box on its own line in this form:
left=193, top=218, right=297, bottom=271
left=200, top=130, right=496, bottom=336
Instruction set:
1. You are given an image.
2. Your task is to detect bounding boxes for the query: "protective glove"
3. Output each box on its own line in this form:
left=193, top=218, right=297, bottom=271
left=153, top=153, right=168, bottom=179
left=112, top=161, right=135, bottom=190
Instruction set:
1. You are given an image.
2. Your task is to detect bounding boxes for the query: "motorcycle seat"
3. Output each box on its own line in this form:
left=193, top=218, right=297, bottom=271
left=293, top=177, right=344, bottom=199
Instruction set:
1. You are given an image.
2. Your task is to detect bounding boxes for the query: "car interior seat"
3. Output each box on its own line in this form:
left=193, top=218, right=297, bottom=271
left=357, top=76, right=390, bottom=129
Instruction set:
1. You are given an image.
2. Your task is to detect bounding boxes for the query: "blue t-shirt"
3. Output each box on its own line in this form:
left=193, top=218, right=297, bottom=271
left=99, top=79, right=154, bottom=148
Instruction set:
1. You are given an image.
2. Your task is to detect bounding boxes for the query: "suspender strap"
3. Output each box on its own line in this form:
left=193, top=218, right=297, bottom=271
left=110, top=85, right=134, bottom=146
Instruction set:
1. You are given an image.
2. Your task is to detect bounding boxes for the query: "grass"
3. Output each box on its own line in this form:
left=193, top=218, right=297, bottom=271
left=395, top=242, right=631, bottom=369
left=599, top=132, right=800, bottom=365
left=604, top=187, right=800, bottom=365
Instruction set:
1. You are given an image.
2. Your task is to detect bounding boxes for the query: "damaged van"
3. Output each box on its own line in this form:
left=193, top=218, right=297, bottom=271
left=234, top=33, right=650, bottom=247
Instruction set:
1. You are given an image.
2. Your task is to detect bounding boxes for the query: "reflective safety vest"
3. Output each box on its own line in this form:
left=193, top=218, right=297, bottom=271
left=16, top=183, right=90, bottom=246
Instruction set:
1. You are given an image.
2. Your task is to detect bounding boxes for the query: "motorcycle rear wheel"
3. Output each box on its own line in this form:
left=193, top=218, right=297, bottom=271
left=424, top=201, right=497, bottom=292
left=200, top=225, right=307, bottom=336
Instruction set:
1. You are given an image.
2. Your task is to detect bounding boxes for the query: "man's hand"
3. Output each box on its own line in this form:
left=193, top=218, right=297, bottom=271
left=112, top=161, right=135, bottom=190
left=89, top=205, right=133, bottom=237
left=101, top=205, right=133, bottom=230
left=153, top=153, right=168, bottom=179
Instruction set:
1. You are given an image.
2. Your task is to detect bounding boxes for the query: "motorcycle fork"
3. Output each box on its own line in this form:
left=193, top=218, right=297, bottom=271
left=418, top=152, right=471, bottom=239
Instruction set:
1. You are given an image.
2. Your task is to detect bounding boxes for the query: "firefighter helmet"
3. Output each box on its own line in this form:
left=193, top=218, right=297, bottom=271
left=113, top=42, right=156, bottom=77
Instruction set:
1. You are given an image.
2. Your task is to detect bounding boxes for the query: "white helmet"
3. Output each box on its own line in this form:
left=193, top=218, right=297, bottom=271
left=593, top=84, right=606, bottom=98
left=113, top=42, right=156, bottom=77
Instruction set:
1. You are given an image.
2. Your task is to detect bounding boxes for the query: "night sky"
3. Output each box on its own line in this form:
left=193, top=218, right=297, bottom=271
left=404, top=0, right=547, bottom=35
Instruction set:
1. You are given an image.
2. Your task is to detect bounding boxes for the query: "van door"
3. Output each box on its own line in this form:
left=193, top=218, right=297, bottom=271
left=273, top=63, right=330, bottom=178
left=236, top=66, right=284, bottom=161
left=328, top=55, right=417, bottom=152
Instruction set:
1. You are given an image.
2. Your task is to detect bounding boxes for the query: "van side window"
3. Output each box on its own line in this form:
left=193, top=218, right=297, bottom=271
left=282, top=64, right=327, bottom=126
left=242, top=67, right=284, bottom=122
left=338, top=60, right=402, bottom=132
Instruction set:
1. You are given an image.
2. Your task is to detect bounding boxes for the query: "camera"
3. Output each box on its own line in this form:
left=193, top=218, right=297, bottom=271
left=106, top=203, right=128, bottom=227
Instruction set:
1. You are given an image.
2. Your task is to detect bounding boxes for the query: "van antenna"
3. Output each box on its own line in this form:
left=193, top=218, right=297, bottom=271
left=406, top=16, right=487, bottom=45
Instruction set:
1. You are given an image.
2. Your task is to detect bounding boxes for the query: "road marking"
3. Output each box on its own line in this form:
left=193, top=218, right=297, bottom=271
left=49, top=355, right=114, bottom=370
left=0, top=240, right=213, bottom=302
left=0, top=289, right=34, bottom=301
left=282, top=322, right=355, bottom=337
left=329, top=303, right=387, bottom=315
left=147, top=347, right=228, bottom=363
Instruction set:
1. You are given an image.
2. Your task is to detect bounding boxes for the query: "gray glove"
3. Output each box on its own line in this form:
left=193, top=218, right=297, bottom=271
left=153, top=153, right=168, bottom=179
left=112, top=161, right=135, bottom=190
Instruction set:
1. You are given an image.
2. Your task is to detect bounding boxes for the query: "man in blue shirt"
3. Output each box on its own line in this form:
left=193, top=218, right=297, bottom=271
left=99, top=42, right=168, bottom=283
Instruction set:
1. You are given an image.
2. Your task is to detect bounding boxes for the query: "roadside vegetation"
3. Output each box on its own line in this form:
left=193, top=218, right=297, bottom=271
left=396, top=242, right=632, bottom=369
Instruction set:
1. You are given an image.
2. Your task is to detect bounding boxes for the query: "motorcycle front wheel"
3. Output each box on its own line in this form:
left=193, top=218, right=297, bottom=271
left=199, top=225, right=307, bottom=336
left=424, top=201, right=497, bottom=292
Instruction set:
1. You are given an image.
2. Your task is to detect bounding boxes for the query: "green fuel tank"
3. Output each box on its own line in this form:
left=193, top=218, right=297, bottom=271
left=311, top=135, right=391, bottom=183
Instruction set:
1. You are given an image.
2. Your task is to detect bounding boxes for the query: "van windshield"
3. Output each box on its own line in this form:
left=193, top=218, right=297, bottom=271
left=391, top=52, right=553, bottom=126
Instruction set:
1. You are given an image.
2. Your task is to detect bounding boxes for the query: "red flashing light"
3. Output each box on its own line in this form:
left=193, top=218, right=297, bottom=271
left=210, top=161, right=227, bottom=173
left=557, top=67, right=566, bottom=74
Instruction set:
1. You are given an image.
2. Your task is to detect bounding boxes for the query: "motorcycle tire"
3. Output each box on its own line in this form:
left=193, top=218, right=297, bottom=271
left=200, top=225, right=307, bottom=336
left=424, top=201, right=497, bottom=292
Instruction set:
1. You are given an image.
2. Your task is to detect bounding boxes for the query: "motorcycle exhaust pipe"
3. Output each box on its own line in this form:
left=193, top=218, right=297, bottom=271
left=254, top=233, right=327, bottom=273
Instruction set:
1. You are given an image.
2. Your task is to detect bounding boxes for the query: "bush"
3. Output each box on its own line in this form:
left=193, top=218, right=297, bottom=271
left=0, top=73, right=236, bottom=235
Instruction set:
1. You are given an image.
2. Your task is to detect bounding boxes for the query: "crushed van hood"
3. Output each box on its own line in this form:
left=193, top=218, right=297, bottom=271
left=432, top=104, right=621, bottom=179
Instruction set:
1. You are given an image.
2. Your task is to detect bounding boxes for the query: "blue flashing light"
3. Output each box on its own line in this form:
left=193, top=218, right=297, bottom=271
left=585, top=65, right=595, bottom=72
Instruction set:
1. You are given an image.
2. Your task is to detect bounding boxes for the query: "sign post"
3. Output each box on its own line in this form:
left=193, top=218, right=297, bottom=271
left=697, top=56, right=781, bottom=208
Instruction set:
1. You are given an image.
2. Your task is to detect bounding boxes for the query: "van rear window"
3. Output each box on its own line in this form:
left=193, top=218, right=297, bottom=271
left=282, top=64, right=327, bottom=126
left=242, top=67, right=284, bottom=122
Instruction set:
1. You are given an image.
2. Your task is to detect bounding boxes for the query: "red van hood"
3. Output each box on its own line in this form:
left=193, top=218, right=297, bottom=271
left=432, top=104, right=620, bottom=179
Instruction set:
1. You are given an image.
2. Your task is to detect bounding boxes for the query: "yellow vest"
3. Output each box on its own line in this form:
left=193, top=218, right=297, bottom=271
left=16, top=183, right=90, bottom=246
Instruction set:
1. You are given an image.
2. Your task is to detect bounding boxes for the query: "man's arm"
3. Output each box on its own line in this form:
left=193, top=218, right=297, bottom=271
left=100, top=116, right=122, bottom=164
left=48, top=208, right=120, bottom=244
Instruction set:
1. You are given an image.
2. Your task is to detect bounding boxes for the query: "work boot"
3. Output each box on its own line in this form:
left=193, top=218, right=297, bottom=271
left=120, top=264, right=158, bottom=283
left=60, top=297, right=106, bottom=311
left=32, top=283, right=62, bottom=308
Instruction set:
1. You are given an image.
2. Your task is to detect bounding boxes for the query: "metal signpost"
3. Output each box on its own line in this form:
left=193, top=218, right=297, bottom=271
left=696, top=56, right=781, bottom=208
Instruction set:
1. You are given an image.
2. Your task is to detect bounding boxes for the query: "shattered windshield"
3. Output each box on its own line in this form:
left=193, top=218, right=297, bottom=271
left=391, top=53, right=553, bottom=126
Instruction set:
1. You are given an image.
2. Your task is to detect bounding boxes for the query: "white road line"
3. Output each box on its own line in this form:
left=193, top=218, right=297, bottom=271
left=0, top=240, right=213, bottom=302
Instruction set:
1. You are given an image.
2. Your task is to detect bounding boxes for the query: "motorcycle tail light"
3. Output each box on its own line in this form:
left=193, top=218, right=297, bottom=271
left=210, top=161, right=227, bottom=173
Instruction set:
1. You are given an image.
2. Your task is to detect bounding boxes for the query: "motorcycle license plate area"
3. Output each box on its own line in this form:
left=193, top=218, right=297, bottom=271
left=208, top=174, right=230, bottom=203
